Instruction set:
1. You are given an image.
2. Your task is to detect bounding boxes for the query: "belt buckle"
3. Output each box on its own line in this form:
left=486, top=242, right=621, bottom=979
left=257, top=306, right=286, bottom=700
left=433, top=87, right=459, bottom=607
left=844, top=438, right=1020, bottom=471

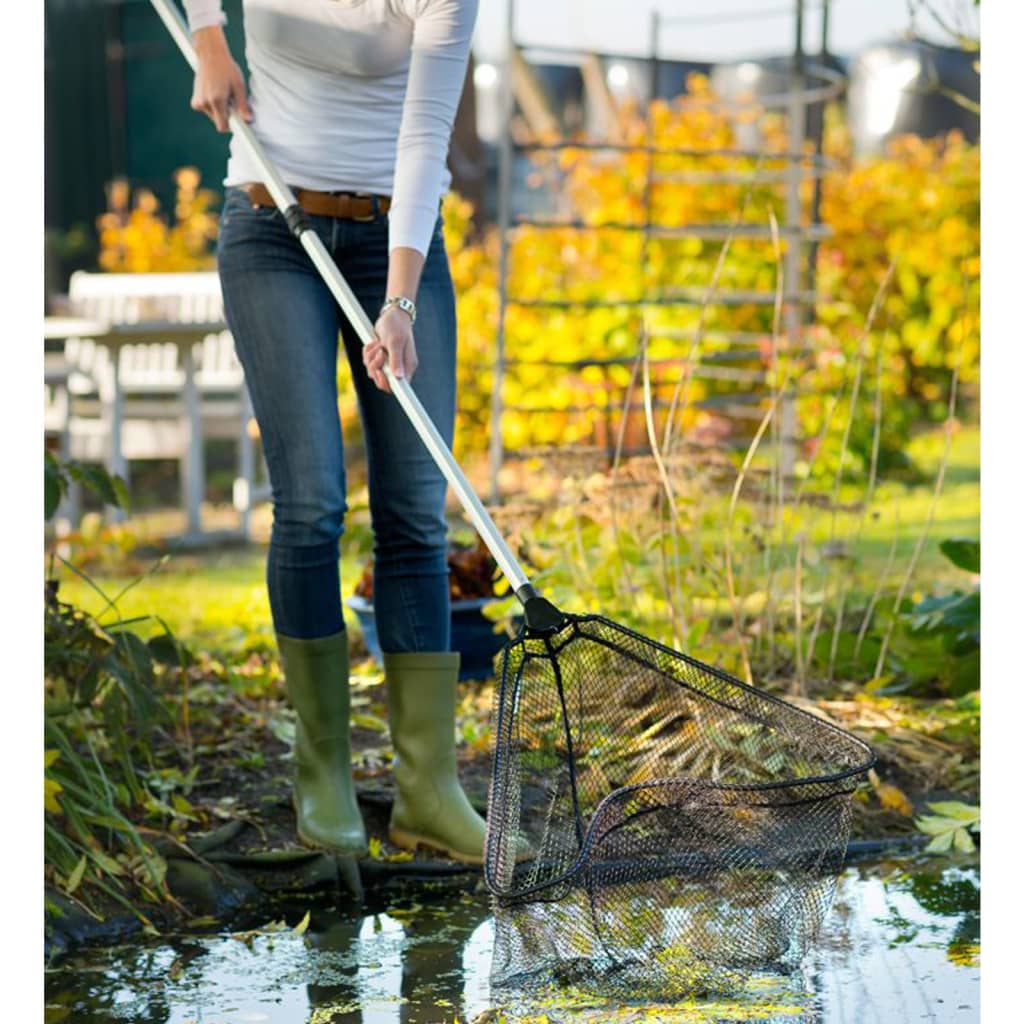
left=350, top=192, right=379, bottom=222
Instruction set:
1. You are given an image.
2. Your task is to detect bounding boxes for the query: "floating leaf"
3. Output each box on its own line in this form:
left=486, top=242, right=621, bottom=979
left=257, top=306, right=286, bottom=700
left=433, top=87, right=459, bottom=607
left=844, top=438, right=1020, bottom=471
left=386, top=902, right=422, bottom=919
left=948, top=942, right=980, bottom=968
left=293, top=910, right=311, bottom=936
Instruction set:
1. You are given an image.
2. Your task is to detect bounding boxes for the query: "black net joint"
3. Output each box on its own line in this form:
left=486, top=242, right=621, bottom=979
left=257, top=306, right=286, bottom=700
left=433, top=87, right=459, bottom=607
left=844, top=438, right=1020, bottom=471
left=515, top=585, right=565, bottom=634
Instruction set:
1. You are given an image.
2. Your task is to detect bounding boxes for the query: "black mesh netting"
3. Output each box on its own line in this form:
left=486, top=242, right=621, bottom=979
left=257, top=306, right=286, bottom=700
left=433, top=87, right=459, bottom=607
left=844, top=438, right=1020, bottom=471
left=483, top=613, right=875, bottom=997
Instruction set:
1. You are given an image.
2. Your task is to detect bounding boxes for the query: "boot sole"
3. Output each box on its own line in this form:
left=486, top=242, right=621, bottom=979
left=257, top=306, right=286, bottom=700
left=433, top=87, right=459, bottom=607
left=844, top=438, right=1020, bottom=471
left=388, top=824, right=485, bottom=866
left=388, top=825, right=536, bottom=866
left=296, top=826, right=369, bottom=859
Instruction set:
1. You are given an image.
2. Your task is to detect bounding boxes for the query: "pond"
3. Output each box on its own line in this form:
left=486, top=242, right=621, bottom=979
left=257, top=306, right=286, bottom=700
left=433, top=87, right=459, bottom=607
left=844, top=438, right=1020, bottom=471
left=45, top=856, right=979, bottom=1024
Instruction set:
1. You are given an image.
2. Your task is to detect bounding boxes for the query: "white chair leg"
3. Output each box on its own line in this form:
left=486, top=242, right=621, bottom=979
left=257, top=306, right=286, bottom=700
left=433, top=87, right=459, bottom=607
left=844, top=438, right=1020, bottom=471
left=51, top=385, right=77, bottom=537
left=102, top=356, right=128, bottom=525
left=236, top=386, right=255, bottom=541
left=182, top=343, right=204, bottom=537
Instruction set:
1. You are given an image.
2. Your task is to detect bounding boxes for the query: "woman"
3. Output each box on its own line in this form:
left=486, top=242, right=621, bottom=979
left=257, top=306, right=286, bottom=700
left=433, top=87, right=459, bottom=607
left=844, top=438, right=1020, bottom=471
left=184, top=0, right=485, bottom=863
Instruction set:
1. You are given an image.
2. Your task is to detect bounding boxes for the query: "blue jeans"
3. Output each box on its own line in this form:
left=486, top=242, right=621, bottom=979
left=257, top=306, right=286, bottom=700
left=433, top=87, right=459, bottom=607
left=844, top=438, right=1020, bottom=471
left=217, top=185, right=455, bottom=651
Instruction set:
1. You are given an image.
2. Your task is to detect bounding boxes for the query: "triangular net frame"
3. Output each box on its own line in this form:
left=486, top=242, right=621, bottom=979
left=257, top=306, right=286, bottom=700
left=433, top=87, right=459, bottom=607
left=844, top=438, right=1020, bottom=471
left=483, top=614, right=874, bottom=997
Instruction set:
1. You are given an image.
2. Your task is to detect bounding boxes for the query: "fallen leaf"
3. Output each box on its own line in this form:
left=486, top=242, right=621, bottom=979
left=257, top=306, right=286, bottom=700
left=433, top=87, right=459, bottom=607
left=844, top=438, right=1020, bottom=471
left=352, top=712, right=389, bottom=733
left=868, top=768, right=913, bottom=816
left=65, top=854, right=88, bottom=895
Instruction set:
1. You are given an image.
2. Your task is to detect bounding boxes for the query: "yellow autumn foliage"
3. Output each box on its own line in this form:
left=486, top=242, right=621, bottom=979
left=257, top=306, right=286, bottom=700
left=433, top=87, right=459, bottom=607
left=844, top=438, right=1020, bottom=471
left=95, top=78, right=979, bottom=472
left=446, top=77, right=978, bottom=471
left=97, top=166, right=220, bottom=273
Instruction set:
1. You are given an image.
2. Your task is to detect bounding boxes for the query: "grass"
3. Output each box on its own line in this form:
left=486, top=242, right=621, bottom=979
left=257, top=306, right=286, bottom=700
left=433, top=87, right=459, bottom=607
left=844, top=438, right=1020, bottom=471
left=51, top=545, right=369, bottom=653
left=844, top=422, right=979, bottom=578
left=49, top=423, right=979, bottom=657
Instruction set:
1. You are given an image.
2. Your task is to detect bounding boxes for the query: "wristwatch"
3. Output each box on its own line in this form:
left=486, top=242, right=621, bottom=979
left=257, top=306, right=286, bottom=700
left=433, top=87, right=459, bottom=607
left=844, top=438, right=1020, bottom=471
left=380, top=295, right=417, bottom=325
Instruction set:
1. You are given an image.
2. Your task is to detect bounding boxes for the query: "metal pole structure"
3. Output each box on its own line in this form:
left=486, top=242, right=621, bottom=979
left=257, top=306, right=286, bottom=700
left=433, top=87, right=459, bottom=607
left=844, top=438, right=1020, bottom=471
left=779, top=0, right=807, bottom=494
left=636, top=8, right=660, bottom=463
left=806, top=0, right=831, bottom=312
left=488, top=0, right=516, bottom=502
left=150, top=0, right=569, bottom=628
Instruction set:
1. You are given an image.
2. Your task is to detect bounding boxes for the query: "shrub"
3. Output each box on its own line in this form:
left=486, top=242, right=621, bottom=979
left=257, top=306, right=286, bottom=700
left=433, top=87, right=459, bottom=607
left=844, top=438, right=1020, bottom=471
left=96, top=167, right=220, bottom=273
left=887, top=537, right=980, bottom=697
left=444, top=78, right=979, bottom=479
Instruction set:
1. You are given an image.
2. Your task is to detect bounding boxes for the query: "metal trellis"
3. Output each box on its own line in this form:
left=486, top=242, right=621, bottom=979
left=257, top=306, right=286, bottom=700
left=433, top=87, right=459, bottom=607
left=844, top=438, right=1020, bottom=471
left=487, top=0, right=841, bottom=507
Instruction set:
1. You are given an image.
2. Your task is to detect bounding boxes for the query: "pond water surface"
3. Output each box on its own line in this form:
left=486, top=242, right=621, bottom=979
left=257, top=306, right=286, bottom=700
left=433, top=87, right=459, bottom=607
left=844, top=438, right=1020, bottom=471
left=45, top=857, right=979, bottom=1024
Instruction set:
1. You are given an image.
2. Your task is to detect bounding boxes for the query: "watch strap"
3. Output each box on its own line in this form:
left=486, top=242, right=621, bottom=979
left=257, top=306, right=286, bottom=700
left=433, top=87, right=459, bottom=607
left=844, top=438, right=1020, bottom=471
left=381, top=295, right=417, bottom=324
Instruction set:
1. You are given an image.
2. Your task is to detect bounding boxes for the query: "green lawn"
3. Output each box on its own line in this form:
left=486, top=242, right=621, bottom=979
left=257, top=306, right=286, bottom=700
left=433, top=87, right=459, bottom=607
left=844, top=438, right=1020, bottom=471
left=848, top=422, right=978, bottom=560
left=50, top=545, right=370, bottom=653
left=50, top=424, right=979, bottom=655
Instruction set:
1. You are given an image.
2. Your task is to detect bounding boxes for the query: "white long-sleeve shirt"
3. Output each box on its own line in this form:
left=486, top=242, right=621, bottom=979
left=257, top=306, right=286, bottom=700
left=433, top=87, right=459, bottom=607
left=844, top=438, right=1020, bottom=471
left=183, top=0, right=478, bottom=257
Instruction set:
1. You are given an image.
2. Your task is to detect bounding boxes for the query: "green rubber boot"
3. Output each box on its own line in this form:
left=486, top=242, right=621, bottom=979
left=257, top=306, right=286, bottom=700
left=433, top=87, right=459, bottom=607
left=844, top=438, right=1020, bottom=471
left=277, top=628, right=368, bottom=858
left=383, top=650, right=489, bottom=864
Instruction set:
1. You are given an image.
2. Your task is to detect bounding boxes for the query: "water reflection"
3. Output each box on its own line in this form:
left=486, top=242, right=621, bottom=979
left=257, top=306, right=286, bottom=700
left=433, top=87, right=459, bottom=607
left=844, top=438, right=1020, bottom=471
left=299, top=893, right=493, bottom=1022
left=44, top=860, right=980, bottom=1024
left=354, top=913, right=405, bottom=1022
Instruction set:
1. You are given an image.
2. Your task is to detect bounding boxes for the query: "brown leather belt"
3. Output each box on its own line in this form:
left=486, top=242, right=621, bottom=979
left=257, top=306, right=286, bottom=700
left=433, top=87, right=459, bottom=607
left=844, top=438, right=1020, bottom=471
left=242, top=182, right=391, bottom=220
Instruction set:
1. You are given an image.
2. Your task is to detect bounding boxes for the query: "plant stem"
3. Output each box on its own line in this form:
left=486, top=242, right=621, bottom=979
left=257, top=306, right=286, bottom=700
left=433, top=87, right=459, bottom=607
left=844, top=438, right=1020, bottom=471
left=827, top=338, right=886, bottom=683
left=873, top=362, right=961, bottom=679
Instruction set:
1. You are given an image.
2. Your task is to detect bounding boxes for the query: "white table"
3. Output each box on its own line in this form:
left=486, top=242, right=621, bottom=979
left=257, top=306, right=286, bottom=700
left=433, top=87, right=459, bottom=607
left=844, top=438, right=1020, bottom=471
left=44, top=314, right=259, bottom=545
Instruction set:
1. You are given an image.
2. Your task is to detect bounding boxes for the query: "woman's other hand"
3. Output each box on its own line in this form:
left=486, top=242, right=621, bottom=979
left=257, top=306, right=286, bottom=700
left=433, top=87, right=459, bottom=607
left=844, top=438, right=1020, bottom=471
left=365, top=305, right=419, bottom=394
left=191, top=26, right=252, bottom=132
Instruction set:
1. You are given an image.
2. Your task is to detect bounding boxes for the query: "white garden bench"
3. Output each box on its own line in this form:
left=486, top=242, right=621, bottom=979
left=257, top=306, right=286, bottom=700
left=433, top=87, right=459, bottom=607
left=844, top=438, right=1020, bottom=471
left=45, top=271, right=270, bottom=545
